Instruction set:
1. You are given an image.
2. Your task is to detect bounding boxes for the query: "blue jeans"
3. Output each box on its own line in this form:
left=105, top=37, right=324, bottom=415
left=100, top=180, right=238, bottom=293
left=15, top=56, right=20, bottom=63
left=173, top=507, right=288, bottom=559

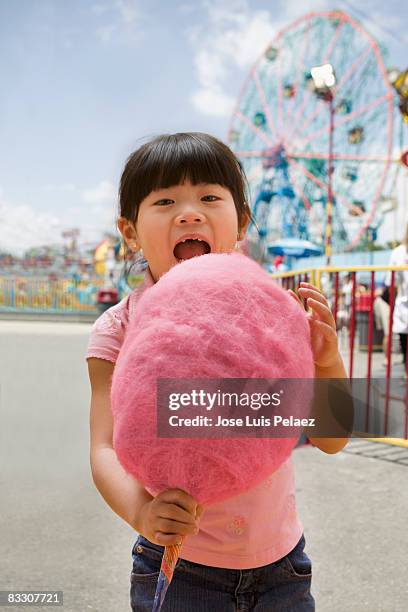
left=130, top=533, right=315, bottom=611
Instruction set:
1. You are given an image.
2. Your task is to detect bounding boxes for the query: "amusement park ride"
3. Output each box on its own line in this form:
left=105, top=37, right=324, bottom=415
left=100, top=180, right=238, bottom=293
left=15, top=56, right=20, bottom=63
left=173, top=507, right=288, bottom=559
left=228, top=10, right=408, bottom=267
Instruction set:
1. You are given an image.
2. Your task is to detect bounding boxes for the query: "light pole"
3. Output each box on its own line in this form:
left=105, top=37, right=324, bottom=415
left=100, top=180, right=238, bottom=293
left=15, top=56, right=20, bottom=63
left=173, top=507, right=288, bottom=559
left=311, top=64, right=336, bottom=266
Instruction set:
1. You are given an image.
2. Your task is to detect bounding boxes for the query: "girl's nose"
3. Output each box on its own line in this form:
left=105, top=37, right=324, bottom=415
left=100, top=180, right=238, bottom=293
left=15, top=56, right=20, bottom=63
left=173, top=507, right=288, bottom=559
left=175, top=208, right=206, bottom=225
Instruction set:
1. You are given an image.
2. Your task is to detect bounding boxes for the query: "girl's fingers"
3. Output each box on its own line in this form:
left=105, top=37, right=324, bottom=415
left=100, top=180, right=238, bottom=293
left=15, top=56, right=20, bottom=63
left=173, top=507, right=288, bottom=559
left=288, top=289, right=300, bottom=301
left=298, top=287, right=329, bottom=308
left=157, top=518, right=198, bottom=536
left=299, top=281, right=323, bottom=294
left=158, top=504, right=197, bottom=525
left=195, top=504, right=205, bottom=520
left=288, top=289, right=304, bottom=309
left=306, top=297, right=335, bottom=327
left=155, top=533, right=185, bottom=547
left=292, top=284, right=336, bottom=329
left=313, top=319, right=338, bottom=340
left=158, top=489, right=198, bottom=516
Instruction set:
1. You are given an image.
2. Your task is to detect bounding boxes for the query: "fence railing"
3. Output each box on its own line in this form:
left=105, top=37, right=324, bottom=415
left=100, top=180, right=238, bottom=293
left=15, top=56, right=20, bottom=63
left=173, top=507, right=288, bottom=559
left=271, top=265, right=408, bottom=440
left=0, top=277, right=106, bottom=314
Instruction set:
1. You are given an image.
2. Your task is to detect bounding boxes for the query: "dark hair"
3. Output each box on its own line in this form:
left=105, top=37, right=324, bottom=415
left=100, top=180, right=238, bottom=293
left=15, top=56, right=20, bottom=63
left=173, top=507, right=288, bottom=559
left=118, top=132, right=255, bottom=285
left=119, top=132, right=253, bottom=230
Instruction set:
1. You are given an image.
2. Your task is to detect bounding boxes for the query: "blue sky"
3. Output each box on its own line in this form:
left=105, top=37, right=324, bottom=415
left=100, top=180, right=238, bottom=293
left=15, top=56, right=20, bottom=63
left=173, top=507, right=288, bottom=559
left=0, top=0, right=407, bottom=254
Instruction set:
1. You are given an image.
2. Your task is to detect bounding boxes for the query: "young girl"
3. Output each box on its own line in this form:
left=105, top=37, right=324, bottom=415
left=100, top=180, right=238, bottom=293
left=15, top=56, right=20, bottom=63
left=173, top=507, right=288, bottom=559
left=86, top=132, right=348, bottom=612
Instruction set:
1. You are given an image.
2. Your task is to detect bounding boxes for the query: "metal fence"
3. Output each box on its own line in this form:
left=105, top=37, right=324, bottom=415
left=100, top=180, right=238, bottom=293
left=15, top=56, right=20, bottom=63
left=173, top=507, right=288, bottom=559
left=271, top=265, right=408, bottom=439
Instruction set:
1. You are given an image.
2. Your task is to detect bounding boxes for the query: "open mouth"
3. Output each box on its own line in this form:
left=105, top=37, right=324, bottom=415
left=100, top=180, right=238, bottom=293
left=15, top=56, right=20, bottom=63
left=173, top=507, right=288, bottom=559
left=173, top=238, right=211, bottom=262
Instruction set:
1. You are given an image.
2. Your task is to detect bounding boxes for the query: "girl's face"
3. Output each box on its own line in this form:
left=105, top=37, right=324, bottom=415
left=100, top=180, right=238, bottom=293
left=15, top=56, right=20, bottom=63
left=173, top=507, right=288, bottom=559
left=121, top=180, right=249, bottom=281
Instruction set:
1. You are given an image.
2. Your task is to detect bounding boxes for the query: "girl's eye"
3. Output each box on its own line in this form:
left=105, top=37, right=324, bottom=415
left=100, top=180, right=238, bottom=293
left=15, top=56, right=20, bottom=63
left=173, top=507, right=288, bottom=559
left=202, top=195, right=219, bottom=202
left=154, top=199, right=174, bottom=206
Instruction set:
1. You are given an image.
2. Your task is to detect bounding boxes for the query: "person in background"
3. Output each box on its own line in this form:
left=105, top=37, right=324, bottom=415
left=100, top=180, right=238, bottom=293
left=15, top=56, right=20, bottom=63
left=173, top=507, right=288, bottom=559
left=335, top=273, right=353, bottom=334
left=373, top=285, right=391, bottom=367
left=273, top=255, right=285, bottom=271
left=385, top=225, right=408, bottom=367
left=342, top=273, right=353, bottom=313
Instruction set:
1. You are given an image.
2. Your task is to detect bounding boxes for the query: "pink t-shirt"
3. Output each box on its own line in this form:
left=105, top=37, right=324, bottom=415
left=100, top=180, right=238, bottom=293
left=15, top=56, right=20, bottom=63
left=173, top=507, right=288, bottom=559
left=86, top=267, right=304, bottom=569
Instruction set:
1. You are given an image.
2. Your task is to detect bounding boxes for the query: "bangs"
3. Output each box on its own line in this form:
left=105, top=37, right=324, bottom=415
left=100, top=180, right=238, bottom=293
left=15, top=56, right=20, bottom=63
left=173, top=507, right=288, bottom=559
left=124, top=133, right=243, bottom=219
left=120, top=132, right=252, bottom=227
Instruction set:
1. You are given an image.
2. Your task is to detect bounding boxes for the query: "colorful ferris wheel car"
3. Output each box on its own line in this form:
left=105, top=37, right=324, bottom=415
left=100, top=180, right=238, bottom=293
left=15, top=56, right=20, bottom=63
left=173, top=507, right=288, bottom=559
left=283, top=84, right=296, bottom=98
left=348, top=126, right=364, bottom=144
left=335, top=99, right=352, bottom=115
left=392, top=70, right=408, bottom=123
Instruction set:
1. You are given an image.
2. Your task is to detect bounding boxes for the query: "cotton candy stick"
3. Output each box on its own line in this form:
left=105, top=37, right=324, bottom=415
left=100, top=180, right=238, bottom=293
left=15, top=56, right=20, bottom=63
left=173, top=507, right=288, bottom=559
left=152, top=501, right=201, bottom=610
left=152, top=538, right=184, bottom=612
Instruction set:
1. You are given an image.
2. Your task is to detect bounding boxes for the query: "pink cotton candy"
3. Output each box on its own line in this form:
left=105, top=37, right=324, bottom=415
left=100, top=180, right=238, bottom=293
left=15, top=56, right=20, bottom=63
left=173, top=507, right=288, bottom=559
left=110, top=253, right=314, bottom=506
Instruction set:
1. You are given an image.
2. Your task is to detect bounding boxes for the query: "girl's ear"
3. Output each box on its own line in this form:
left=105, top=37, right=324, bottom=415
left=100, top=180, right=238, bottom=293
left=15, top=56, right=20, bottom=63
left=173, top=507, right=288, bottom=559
left=238, top=211, right=251, bottom=241
left=117, top=216, right=140, bottom=251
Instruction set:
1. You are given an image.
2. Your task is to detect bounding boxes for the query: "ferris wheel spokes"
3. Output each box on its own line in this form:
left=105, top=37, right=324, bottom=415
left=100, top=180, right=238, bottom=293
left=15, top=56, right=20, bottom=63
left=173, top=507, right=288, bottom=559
left=288, top=172, right=312, bottom=211
left=289, top=100, right=329, bottom=145
left=288, top=155, right=373, bottom=221
left=322, top=18, right=346, bottom=62
left=234, top=150, right=269, bottom=159
left=284, top=21, right=313, bottom=126
left=332, top=44, right=372, bottom=97
left=286, top=165, right=326, bottom=238
left=287, top=156, right=326, bottom=190
left=345, top=149, right=393, bottom=248
left=276, top=34, right=285, bottom=138
left=233, top=148, right=393, bottom=169
left=298, top=93, right=391, bottom=148
left=234, top=110, right=274, bottom=147
left=252, top=69, right=280, bottom=142
left=283, top=15, right=348, bottom=142
left=286, top=151, right=393, bottom=162
left=289, top=41, right=373, bottom=145
left=289, top=44, right=375, bottom=143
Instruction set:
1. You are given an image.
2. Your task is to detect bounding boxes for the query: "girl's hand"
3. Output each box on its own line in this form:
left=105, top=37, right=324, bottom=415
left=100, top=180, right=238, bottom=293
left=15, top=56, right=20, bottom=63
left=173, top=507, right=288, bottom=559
left=288, top=281, right=339, bottom=369
left=138, top=488, right=204, bottom=547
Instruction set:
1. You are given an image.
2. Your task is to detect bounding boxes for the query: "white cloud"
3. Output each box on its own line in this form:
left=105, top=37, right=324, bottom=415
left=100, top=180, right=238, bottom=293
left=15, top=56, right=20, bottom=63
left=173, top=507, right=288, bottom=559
left=115, top=0, right=139, bottom=25
left=195, top=48, right=227, bottom=88
left=96, top=24, right=116, bottom=43
left=81, top=180, right=116, bottom=204
left=191, top=87, right=235, bottom=117
left=44, top=182, right=77, bottom=193
left=188, top=0, right=331, bottom=117
left=91, top=3, right=110, bottom=16
left=187, top=1, right=278, bottom=117
left=178, top=3, right=196, bottom=15
left=80, top=181, right=118, bottom=239
left=93, top=0, right=142, bottom=44
left=61, top=182, right=76, bottom=192
left=0, top=189, right=118, bottom=256
left=88, top=201, right=117, bottom=222
left=0, top=196, right=63, bottom=256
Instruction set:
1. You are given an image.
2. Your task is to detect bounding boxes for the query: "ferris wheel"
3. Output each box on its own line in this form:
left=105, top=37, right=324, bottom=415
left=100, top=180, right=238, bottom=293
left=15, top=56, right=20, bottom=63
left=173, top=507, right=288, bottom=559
left=228, top=10, right=395, bottom=258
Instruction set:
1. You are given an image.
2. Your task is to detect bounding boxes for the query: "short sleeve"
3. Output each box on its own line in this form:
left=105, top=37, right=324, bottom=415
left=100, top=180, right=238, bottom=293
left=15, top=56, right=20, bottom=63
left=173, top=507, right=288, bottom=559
left=85, top=298, right=129, bottom=364
left=86, top=269, right=155, bottom=364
